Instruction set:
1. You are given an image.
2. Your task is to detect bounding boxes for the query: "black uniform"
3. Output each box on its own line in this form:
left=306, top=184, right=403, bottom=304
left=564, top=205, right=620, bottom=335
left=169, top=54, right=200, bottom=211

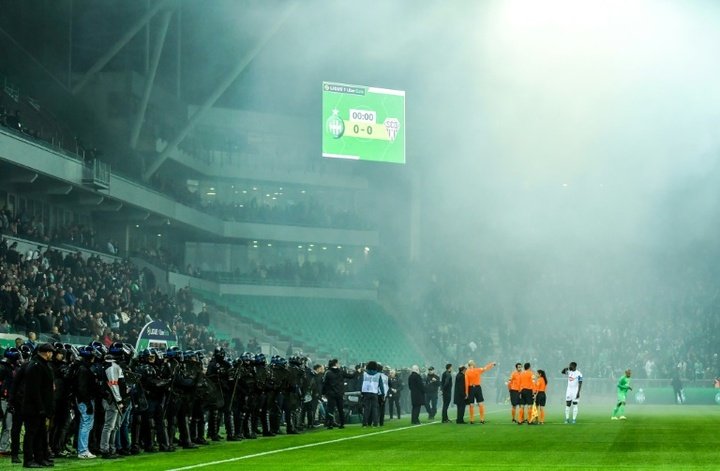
left=387, top=374, right=403, bottom=419
left=22, top=355, right=55, bottom=466
left=408, top=371, right=425, bottom=425
left=440, top=369, right=453, bottom=422
left=321, top=366, right=355, bottom=428
left=424, top=371, right=440, bottom=420
left=454, top=369, right=467, bottom=424
left=206, top=356, right=233, bottom=440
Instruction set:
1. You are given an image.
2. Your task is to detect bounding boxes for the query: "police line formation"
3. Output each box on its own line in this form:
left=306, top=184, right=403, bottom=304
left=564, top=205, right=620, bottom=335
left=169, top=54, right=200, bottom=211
left=0, top=342, right=558, bottom=468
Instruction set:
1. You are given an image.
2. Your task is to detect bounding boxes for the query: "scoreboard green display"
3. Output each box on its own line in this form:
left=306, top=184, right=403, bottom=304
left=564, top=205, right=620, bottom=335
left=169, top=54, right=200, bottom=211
left=322, top=81, right=405, bottom=164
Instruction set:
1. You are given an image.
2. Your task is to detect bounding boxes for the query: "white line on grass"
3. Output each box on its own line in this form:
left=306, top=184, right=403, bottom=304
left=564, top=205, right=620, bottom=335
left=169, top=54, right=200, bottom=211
left=165, top=422, right=437, bottom=471
left=167, top=409, right=509, bottom=471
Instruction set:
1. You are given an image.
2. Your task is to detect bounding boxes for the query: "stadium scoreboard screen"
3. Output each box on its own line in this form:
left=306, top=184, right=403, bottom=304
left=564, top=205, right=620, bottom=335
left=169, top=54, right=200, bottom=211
left=322, top=81, right=405, bottom=164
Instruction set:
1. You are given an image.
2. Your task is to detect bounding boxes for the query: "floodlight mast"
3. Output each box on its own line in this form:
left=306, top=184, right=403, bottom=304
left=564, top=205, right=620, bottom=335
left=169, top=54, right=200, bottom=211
left=71, top=0, right=175, bottom=95
left=142, top=1, right=300, bottom=181
left=130, top=9, right=174, bottom=149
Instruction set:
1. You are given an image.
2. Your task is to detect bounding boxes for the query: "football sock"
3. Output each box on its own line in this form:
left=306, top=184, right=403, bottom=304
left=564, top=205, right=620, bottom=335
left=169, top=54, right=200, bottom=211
left=469, top=404, right=475, bottom=422
left=539, top=409, right=545, bottom=423
left=572, top=404, right=578, bottom=420
left=511, top=406, right=516, bottom=420
left=565, top=406, right=570, bottom=420
left=479, top=404, right=485, bottom=421
left=518, top=408, right=524, bottom=422
left=617, top=404, right=625, bottom=416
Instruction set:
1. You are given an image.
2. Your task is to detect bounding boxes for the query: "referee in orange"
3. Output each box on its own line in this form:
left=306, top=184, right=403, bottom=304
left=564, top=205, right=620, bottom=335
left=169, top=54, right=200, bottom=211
left=518, top=362, right=535, bottom=425
left=464, top=360, right=497, bottom=424
left=508, top=363, right=522, bottom=423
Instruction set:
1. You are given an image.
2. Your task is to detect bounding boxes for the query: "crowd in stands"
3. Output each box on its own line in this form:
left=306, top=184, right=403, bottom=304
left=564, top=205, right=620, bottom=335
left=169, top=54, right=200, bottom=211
left=1, top=84, right=102, bottom=164
left=0, top=235, right=224, bottom=354
left=150, top=174, right=371, bottom=230
left=0, top=206, right=118, bottom=256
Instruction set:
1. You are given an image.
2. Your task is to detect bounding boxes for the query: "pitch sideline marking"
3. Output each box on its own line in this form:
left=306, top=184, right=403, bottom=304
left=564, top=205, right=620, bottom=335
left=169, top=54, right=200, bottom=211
left=165, top=422, right=438, bottom=471
left=166, top=410, right=509, bottom=471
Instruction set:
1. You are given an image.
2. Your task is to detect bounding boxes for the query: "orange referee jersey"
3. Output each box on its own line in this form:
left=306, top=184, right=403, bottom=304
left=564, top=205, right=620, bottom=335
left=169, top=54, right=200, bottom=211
left=509, top=370, right=521, bottom=391
left=534, top=376, right=547, bottom=393
left=464, top=362, right=495, bottom=396
left=519, top=369, right=534, bottom=390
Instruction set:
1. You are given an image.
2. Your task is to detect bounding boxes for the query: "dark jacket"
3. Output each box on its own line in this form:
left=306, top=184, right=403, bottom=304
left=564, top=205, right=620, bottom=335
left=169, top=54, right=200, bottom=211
left=441, top=370, right=453, bottom=397
left=22, top=355, right=55, bottom=417
left=453, top=371, right=466, bottom=406
left=322, top=366, right=355, bottom=397
left=75, top=360, right=97, bottom=405
left=408, top=371, right=425, bottom=406
left=425, top=372, right=440, bottom=399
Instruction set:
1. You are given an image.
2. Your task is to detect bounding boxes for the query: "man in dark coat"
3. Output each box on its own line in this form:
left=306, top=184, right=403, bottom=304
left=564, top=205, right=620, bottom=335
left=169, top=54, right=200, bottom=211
left=408, top=365, right=425, bottom=425
left=440, top=363, right=453, bottom=423
left=22, top=343, right=56, bottom=467
left=321, top=359, right=356, bottom=429
left=454, top=365, right=467, bottom=424
left=424, top=366, right=440, bottom=420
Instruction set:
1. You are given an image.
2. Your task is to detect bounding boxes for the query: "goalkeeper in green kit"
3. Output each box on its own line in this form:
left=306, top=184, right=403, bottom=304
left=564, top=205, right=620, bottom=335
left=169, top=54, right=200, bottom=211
left=611, top=369, right=632, bottom=420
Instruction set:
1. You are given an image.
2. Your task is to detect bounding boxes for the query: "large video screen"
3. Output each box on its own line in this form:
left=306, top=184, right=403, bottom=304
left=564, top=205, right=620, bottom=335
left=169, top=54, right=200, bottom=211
left=322, top=81, right=405, bottom=164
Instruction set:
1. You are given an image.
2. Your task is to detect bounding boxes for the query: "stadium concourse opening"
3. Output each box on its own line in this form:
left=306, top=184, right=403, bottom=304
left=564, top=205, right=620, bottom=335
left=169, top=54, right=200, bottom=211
left=0, top=0, right=719, bottom=469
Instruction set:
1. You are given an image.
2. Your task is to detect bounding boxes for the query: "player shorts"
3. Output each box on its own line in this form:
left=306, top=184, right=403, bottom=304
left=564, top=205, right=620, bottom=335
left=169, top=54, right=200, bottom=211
left=509, top=390, right=521, bottom=406
left=466, top=385, right=484, bottom=404
left=535, top=391, right=547, bottom=407
left=566, top=390, right=580, bottom=403
left=617, top=391, right=627, bottom=403
left=520, top=389, right=534, bottom=405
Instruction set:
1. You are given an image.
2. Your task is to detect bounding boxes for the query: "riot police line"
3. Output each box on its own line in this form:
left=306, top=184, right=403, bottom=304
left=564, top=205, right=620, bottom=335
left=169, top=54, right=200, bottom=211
left=0, top=341, right=409, bottom=467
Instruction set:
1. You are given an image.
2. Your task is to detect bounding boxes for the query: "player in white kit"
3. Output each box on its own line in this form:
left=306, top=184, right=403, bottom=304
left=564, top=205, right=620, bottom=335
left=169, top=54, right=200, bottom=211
left=561, top=362, right=582, bottom=424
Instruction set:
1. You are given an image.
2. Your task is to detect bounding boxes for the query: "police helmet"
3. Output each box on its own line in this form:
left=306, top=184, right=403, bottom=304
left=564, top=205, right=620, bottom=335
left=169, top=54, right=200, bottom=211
left=109, top=342, right=133, bottom=359
left=78, top=345, right=96, bottom=359
left=254, top=353, right=266, bottom=365
left=213, top=346, right=225, bottom=359
left=3, top=347, right=21, bottom=362
left=90, top=341, right=108, bottom=358
left=19, top=344, right=32, bottom=360
left=166, top=346, right=184, bottom=361
left=240, top=351, right=253, bottom=362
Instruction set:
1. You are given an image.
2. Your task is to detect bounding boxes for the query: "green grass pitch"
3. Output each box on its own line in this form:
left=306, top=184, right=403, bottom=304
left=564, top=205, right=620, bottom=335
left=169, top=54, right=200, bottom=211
left=16, top=404, right=719, bottom=470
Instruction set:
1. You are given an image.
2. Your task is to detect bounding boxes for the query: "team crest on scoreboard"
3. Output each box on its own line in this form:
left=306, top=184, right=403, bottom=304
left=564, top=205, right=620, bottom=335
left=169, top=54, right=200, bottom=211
left=326, top=109, right=345, bottom=139
left=384, top=118, right=400, bottom=142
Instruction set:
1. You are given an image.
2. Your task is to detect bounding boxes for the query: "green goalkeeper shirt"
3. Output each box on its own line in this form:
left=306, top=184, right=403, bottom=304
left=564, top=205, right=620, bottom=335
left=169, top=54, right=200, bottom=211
left=617, top=375, right=631, bottom=393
